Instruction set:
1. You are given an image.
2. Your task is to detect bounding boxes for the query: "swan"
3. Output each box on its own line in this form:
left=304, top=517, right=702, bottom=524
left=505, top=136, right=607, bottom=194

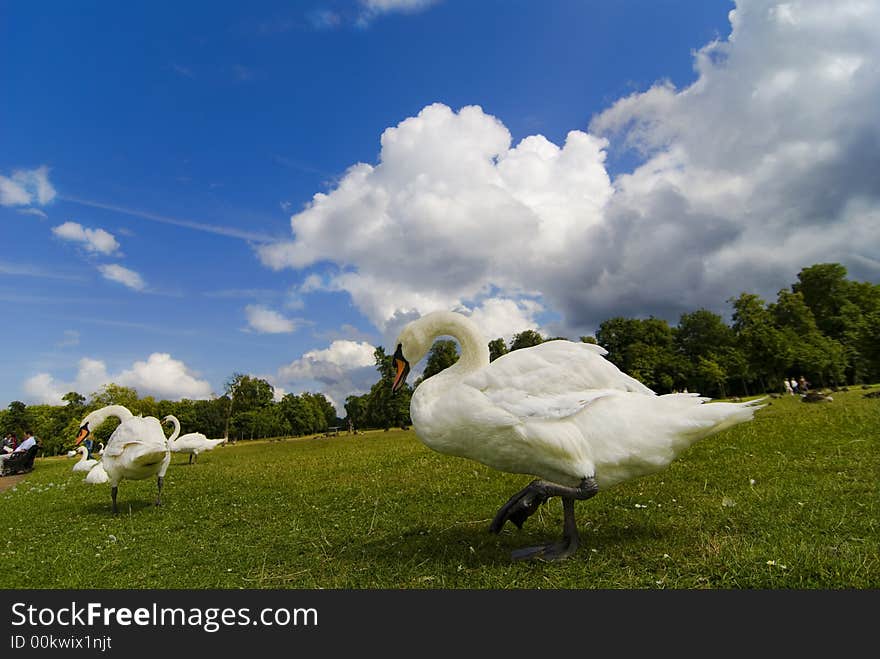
left=71, top=445, right=99, bottom=472
left=392, top=311, right=765, bottom=561
left=164, top=415, right=226, bottom=464
left=97, top=442, right=105, bottom=456
left=76, top=404, right=171, bottom=513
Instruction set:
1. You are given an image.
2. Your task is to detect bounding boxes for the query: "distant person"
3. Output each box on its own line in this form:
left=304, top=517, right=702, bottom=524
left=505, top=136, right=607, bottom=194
left=0, top=431, right=35, bottom=463
left=783, top=379, right=794, bottom=395
left=1, top=433, right=15, bottom=453
left=790, top=378, right=799, bottom=394
left=798, top=376, right=809, bottom=393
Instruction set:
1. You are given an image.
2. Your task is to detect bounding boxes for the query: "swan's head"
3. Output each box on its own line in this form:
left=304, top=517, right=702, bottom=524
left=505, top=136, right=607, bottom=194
left=392, top=320, right=433, bottom=392
left=162, top=415, right=173, bottom=425
left=75, top=422, right=90, bottom=445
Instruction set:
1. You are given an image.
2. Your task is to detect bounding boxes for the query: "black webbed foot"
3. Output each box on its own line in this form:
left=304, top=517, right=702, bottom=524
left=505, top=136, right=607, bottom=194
left=490, top=478, right=599, bottom=562
left=489, top=480, right=550, bottom=533
left=510, top=535, right=579, bottom=562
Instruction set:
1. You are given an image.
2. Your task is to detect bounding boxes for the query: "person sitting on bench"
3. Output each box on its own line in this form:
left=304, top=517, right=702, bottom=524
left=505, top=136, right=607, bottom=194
left=1, top=431, right=36, bottom=461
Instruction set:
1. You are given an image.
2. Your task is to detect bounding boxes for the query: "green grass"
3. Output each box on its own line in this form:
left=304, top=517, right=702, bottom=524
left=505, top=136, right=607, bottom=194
left=2, top=389, right=877, bottom=589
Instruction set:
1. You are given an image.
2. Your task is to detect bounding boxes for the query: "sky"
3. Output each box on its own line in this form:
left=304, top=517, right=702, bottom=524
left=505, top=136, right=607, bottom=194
left=3, top=0, right=879, bottom=413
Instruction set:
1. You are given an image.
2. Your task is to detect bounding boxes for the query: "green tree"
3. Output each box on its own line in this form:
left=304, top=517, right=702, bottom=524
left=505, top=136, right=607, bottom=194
left=344, top=395, right=367, bottom=431
left=488, top=338, right=508, bottom=362
left=223, top=373, right=274, bottom=438
left=675, top=309, right=734, bottom=361
left=792, top=263, right=849, bottom=339
left=422, top=339, right=459, bottom=379
left=509, top=329, right=544, bottom=352
left=597, top=317, right=682, bottom=392
left=729, top=292, right=788, bottom=393
left=62, top=392, right=86, bottom=408
left=4, top=401, right=29, bottom=437
left=89, top=384, right=139, bottom=410
left=771, top=289, right=846, bottom=387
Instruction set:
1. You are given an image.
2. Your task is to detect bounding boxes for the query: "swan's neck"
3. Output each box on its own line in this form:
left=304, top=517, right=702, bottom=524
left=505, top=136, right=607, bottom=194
left=84, top=405, right=133, bottom=430
left=166, top=417, right=181, bottom=442
left=423, top=312, right=489, bottom=380
left=79, top=446, right=88, bottom=461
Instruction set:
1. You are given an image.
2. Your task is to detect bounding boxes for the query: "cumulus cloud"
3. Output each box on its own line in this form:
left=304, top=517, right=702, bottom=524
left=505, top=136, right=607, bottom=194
left=98, top=264, right=146, bottom=291
left=52, top=221, right=120, bottom=255
left=23, top=353, right=213, bottom=404
left=260, top=0, right=880, bottom=337
left=244, top=304, right=300, bottom=334
left=259, top=102, right=612, bottom=332
left=0, top=165, right=56, bottom=207
left=276, top=339, right=377, bottom=413
left=464, top=298, right=546, bottom=342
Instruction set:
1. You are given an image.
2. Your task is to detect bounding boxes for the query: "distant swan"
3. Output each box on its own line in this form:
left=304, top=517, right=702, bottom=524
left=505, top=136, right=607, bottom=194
left=71, top=445, right=99, bottom=472
left=392, top=311, right=765, bottom=561
left=164, top=415, right=226, bottom=464
left=77, top=405, right=171, bottom=513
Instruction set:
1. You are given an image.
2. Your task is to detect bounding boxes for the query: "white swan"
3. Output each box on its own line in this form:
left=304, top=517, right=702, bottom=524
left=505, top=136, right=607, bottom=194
left=76, top=405, right=171, bottom=513
left=392, top=311, right=765, bottom=561
left=164, top=415, right=226, bottom=464
left=71, top=445, right=99, bottom=472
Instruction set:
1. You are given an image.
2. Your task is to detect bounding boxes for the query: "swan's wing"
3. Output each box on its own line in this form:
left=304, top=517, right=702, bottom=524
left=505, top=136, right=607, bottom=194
left=462, top=340, right=654, bottom=421
left=175, top=433, right=208, bottom=450
left=103, top=416, right=167, bottom=457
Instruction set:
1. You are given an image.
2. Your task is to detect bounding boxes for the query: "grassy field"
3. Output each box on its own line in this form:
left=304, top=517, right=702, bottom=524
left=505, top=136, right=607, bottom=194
left=1, top=389, right=877, bottom=589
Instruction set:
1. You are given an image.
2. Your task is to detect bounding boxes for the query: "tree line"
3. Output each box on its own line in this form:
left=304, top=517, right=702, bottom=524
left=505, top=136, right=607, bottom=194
left=0, top=375, right=342, bottom=457
left=2, top=263, right=877, bottom=455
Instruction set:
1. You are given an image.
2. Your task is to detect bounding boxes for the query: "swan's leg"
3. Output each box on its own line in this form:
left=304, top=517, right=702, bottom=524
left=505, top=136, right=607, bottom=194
left=188, top=453, right=193, bottom=465
left=489, top=477, right=598, bottom=562
left=155, top=476, right=164, bottom=506
left=111, top=486, right=118, bottom=514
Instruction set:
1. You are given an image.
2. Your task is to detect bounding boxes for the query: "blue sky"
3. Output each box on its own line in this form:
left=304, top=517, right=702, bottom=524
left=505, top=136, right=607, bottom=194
left=3, top=0, right=878, bottom=411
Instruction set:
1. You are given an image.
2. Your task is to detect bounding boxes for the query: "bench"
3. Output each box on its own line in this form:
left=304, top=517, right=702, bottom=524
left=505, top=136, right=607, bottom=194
left=0, top=445, right=38, bottom=477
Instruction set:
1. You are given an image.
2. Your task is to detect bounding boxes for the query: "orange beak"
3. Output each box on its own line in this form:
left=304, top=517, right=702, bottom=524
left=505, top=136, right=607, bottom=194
left=75, top=425, right=89, bottom=445
left=391, top=344, right=410, bottom=393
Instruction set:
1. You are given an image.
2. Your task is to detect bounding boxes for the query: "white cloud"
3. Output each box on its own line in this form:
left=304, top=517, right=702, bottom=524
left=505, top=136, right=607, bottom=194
left=116, top=353, right=213, bottom=400
left=23, top=353, right=213, bottom=404
left=52, top=221, right=120, bottom=255
left=17, top=207, right=48, bottom=219
left=98, top=264, right=146, bottom=291
left=357, top=0, right=437, bottom=26
left=259, top=1, right=880, bottom=337
left=0, top=166, right=56, bottom=207
left=258, top=102, right=612, bottom=332
left=360, top=0, right=436, bottom=13
left=464, top=299, right=545, bottom=343
left=244, top=304, right=300, bottom=334
left=278, top=339, right=376, bottom=381
left=276, top=339, right=377, bottom=413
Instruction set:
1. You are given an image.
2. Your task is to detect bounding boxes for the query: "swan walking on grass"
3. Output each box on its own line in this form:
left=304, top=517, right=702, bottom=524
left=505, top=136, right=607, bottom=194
left=76, top=405, right=171, bottom=513
left=164, top=415, right=226, bottom=464
left=392, top=311, right=765, bottom=561
left=71, top=445, right=99, bottom=472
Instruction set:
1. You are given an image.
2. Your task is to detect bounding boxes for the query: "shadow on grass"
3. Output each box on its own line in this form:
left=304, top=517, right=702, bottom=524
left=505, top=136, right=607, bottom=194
left=80, top=499, right=163, bottom=516
left=342, top=515, right=669, bottom=569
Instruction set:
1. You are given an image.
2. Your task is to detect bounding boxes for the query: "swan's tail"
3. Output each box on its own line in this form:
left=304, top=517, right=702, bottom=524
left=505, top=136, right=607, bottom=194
left=84, top=462, right=109, bottom=484
left=685, top=395, right=768, bottom=437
